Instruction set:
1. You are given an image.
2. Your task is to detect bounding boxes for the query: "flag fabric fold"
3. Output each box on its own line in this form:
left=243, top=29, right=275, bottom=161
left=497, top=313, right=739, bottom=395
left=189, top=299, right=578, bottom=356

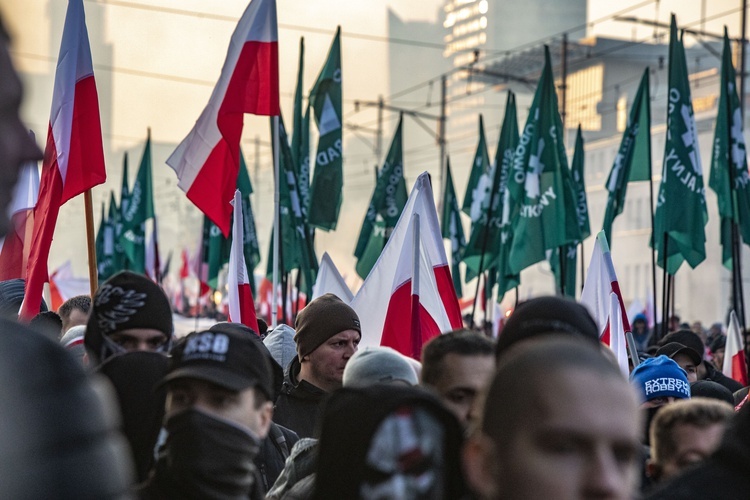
left=508, top=46, right=580, bottom=275
left=602, top=69, right=651, bottom=244
left=307, top=27, right=343, bottom=231
left=723, top=310, right=748, bottom=386
left=167, top=0, right=279, bottom=236
left=440, top=158, right=465, bottom=298
left=312, top=252, right=353, bottom=302
left=228, top=189, right=259, bottom=334
left=21, top=0, right=106, bottom=319
left=0, top=156, right=40, bottom=280
left=351, top=172, right=462, bottom=354
left=580, top=231, right=630, bottom=351
left=653, top=16, right=707, bottom=274
left=709, top=28, right=750, bottom=269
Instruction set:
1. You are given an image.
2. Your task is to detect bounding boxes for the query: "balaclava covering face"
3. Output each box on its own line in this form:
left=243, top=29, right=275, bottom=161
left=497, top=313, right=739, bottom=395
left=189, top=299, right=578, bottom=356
left=153, top=408, right=262, bottom=498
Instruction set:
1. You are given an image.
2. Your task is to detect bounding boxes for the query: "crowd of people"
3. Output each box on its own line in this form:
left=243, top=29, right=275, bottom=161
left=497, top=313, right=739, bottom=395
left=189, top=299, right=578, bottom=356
left=3, top=12, right=750, bottom=500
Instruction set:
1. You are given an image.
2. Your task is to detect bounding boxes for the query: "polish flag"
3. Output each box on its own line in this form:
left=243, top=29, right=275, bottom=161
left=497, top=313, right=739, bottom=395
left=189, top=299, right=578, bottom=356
left=227, top=190, right=259, bottom=334
left=609, top=292, right=629, bottom=376
left=580, top=231, right=631, bottom=347
left=0, top=155, right=40, bottom=280
left=723, top=311, right=748, bottom=386
left=20, top=0, right=106, bottom=319
left=167, top=0, right=279, bottom=236
left=351, top=172, right=463, bottom=358
left=145, top=216, right=161, bottom=282
left=312, top=252, right=353, bottom=302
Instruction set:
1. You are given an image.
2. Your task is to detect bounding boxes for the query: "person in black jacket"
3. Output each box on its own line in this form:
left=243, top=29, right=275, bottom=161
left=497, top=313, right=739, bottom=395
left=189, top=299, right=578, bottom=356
left=273, top=294, right=361, bottom=438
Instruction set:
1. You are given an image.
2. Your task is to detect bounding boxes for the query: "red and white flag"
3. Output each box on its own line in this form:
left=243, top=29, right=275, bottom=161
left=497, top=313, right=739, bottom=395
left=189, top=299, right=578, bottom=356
left=580, top=231, right=631, bottom=347
left=227, top=190, right=259, bottom=334
left=20, top=0, right=106, bottom=319
left=723, top=310, right=748, bottom=386
left=351, top=172, right=463, bottom=358
left=0, top=153, right=40, bottom=280
left=312, top=252, right=353, bottom=302
left=167, top=0, right=279, bottom=236
left=608, top=292, right=629, bottom=376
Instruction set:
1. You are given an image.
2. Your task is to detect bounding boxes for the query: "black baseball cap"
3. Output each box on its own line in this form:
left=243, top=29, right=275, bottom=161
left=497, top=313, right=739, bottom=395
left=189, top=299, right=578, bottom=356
left=656, top=342, right=702, bottom=366
left=159, top=329, right=273, bottom=399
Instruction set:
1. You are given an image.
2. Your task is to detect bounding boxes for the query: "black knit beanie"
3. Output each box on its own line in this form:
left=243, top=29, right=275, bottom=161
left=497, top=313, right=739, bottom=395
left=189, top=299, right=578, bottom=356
left=294, top=294, right=361, bottom=360
left=85, top=271, right=173, bottom=364
left=497, top=295, right=600, bottom=360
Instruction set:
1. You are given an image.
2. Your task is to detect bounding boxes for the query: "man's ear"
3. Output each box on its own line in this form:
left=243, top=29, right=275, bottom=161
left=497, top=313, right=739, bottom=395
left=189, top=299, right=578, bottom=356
left=462, top=435, right=498, bottom=500
left=645, top=459, right=661, bottom=481
left=257, top=400, right=273, bottom=439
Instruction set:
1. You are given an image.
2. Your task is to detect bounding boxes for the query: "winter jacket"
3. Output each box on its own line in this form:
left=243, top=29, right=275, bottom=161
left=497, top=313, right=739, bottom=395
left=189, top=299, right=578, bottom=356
left=266, top=438, right=318, bottom=500
left=273, top=357, right=327, bottom=438
left=703, top=361, right=744, bottom=393
left=256, top=423, right=299, bottom=493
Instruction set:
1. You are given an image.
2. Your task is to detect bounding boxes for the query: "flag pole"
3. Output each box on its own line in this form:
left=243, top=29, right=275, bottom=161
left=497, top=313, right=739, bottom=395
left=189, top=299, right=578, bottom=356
left=410, top=213, right=421, bottom=359
left=661, top=233, right=669, bottom=341
left=84, top=189, right=98, bottom=296
left=558, top=246, right=566, bottom=296
left=272, top=115, right=281, bottom=328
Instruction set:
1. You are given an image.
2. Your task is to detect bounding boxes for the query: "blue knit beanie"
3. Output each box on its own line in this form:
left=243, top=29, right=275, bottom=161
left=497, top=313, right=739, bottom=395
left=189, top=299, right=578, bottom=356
left=629, top=355, right=691, bottom=403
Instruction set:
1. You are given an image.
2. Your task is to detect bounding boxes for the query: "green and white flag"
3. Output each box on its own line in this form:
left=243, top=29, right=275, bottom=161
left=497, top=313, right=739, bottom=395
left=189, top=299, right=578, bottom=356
left=95, top=202, right=115, bottom=282
left=441, top=158, right=465, bottom=298
left=653, top=16, right=707, bottom=274
left=307, top=27, right=342, bottom=231
left=495, top=92, right=521, bottom=301
left=238, top=152, right=261, bottom=296
left=120, top=130, right=155, bottom=273
left=602, top=69, right=651, bottom=244
left=201, top=215, right=229, bottom=290
left=116, top=155, right=130, bottom=272
left=508, top=46, right=580, bottom=275
left=354, top=115, right=407, bottom=279
left=461, top=115, right=492, bottom=224
left=709, top=28, right=750, bottom=269
left=551, top=126, right=588, bottom=297
left=270, top=115, right=318, bottom=295
left=291, top=37, right=311, bottom=212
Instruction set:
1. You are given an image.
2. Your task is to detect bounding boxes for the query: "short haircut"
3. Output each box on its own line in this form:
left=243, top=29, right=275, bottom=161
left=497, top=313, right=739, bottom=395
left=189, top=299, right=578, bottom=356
left=480, top=336, right=624, bottom=447
left=650, top=398, right=733, bottom=464
left=58, top=295, right=91, bottom=319
left=421, top=329, right=494, bottom=386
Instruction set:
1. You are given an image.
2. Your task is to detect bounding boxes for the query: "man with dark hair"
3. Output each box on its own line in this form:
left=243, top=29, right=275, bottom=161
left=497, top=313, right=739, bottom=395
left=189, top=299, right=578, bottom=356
left=274, top=293, right=361, bottom=438
left=656, top=342, right=701, bottom=383
left=647, top=398, right=733, bottom=483
left=421, top=329, right=495, bottom=427
left=463, top=337, right=640, bottom=499
left=84, top=271, right=173, bottom=365
left=58, top=294, right=91, bottom=335
left=495, top=295, right=601, bottom=360
left=143, top=327, right=274, bottom=499
left=661, top=329, right=742, bottom=393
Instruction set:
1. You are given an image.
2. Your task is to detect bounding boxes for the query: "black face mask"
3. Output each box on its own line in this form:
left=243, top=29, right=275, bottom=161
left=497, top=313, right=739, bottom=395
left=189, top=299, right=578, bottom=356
left=153, top=408, right=261, bottom=499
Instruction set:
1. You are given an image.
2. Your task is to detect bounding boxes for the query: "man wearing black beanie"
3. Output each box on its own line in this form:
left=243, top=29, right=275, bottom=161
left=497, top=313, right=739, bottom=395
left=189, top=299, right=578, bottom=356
left=273, top=293, right=361, bottom=438
left=84, top=271, right=173, bottom=366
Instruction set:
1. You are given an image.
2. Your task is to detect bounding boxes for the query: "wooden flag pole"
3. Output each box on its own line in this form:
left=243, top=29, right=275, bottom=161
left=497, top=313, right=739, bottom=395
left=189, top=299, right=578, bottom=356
left=84, top=189, right=98, bottom=296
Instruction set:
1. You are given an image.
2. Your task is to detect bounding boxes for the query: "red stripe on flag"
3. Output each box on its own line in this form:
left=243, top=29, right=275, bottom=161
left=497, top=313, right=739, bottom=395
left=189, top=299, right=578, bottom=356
left=223, top=41, right=280, bottom=117
left=434, top=264, right=463, bottom=329
left=731, top=351, right=749, bottom=386
left=237, top=282, right=260, bottom=336
left=20, top=128, right=64, bottom=320
left=185, top=138, right=236, bottom=236
left=60, top=75, right=106, bottom=204
left=0, top=210, right=33, bottom=280
left=410, top=292, right=422, bottom=359
left=382, top=281, right=442, bottom=359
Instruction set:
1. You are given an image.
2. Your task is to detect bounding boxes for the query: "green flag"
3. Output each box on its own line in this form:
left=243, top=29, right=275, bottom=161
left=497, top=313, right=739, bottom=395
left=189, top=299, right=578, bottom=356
left=201, top=216, right=229, bottom=290
left=355, top=217, right=387, bottom=280
left=238, top=153, right=261, bottom=296
left=464, top=95, right=520, bottom=285
left=441, top=158, right=466, bottom=298
left=95, top=202, right=115, bottom=282
left=495, top=92, right=521, bottom=301
left=461, top=115, right=492, bottom=224
left=508, top=46, right=580, bottom=275
left=307, top=27, right=342, bottom=231
left=116, top=156, right=130, bottom=272
left=354, top=115, right=407, bottom=278
left=120, top=131, right=155, bottom=273
left=269, top=115, right=318, bottom=295
left=653, top=17, right=707, bottom=274
left=709, top=28, right=750, bottom=269
left=549, top=245, right=577, bottom=298
left=602, top=69, right=652, bottom=244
